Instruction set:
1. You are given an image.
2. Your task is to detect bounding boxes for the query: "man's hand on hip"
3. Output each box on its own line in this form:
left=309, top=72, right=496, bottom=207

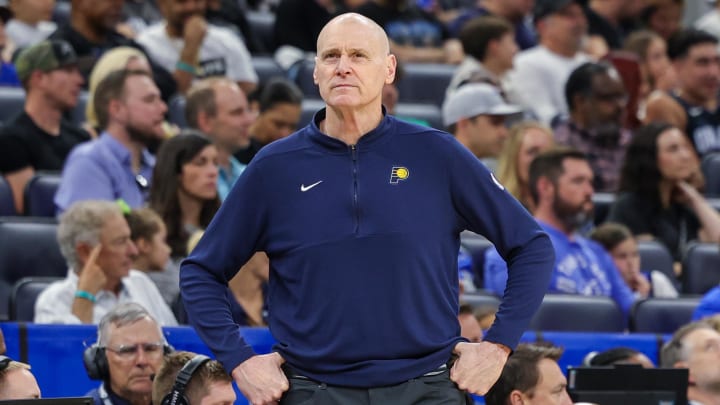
left=232, top=352, right=288, bottom=405
left=450, top=341, right=511, bottom=395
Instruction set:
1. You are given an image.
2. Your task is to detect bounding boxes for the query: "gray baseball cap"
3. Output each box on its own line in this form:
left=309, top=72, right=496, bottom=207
left=442, top=83, right=522, bottom=127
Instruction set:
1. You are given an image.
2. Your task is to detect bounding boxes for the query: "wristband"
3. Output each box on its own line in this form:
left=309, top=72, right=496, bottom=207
left=75, top=290, right=97, bottom=303
left=176, top=61, right=196, bottom=75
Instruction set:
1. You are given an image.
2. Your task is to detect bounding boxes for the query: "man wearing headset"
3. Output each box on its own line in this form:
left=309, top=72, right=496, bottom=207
left=0, top=356, right=41, bottom=400
left=152, top=351, right=235, bottom=405
left=83, top=303, right=170, bottom=405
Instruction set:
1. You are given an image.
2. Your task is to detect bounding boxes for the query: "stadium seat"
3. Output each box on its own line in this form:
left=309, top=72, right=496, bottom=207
left=167, top=95, right=188, bottom=128
left=69, top=91, right=89, bottom=126
left=460, top=292, right=501, bottom=310
left=592, top=192, right=616, bottom=225
left=0, top=87, right=26, bottom=123
left=396, top=63, right=456, bottom=106
left=0, top=217, right=65, bottom=320
left=287, top=58, right=320, bottom=99
left=528, top=294, right=625, bottom=332
left=252, top=56, right=286, bottom=86
left=9, top=276, right=62, bottom=321
left=24, top=172, right=62, bottom=217
left=395, top=103, right=443, bottom=130
left=630, top=297, right=700, bottom=334
left=682, top=243, right=720, bottom=295
left=702, top=152, right=720, bottom=197
left=298, top=98, right=325, bottom=128
left=460, top=231, right=494, bottom=289
left=0, top=176, right=16, bottom=216
left=638, top=240, right=677, bottom=289
left=246, top=11, right=276, bottom=54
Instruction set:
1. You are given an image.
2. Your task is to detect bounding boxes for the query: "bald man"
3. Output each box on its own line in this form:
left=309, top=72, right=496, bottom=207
left=0, top=358, right=41, bottom=400
left=180, top=12, right=554, bottom=405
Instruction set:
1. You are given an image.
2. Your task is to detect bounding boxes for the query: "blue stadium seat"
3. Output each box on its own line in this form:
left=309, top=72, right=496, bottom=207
left=0, top=176, right=16, bottom=216
left=246, top=11, right=276, bottom=54
left=9, top=277, right=62, bottom=321
left=0, top=217, right=64, bottom=320
left=69, top=91, right=89, bottom=125
left=460, top=231, right=494, bottom=289
left=592, top=192, right=616, bottom=225
left=396, top=63, right=456, bottom=106
left=702, top=152, right=720, bottom=197
left=395, top=103, right=443, bottom=130
left=252, top=56, right=286, bottom=86
left=24, top=172, right=62, bottom=217
left=287, top=58, right=320, bottom=99
left=528, top=294, right=625, bottom=332
left=0, top=87, right=26, bottom=123
left=682, top=243, right=720, bottom=295
left=298, top=98, right=325, bottom=128
left=630, top=297, right=700, bottom=333
left=638, top=240, right=678, bottom=289
left=167, top=95, right=188, bottom=128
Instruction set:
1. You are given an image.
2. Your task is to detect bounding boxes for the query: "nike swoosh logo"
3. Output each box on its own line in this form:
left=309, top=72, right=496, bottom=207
left=300, top=180, right=323, bottom=192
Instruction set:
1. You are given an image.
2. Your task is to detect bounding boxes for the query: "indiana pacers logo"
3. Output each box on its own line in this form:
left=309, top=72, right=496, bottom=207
left=389, top=166, right=410, bottom=184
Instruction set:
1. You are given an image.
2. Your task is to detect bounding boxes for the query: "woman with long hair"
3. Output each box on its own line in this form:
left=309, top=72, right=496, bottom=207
left=607, top=122, right=720, bottom=261
left=496, top=121, right=555, bottom=211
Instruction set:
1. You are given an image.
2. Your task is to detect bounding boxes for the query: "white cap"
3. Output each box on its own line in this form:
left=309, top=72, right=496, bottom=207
left=442, top=83, right=523, bottom=127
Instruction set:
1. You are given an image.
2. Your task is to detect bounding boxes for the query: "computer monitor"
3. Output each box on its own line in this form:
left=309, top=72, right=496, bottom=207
left=567, top=365, right=688, bottom=405
left=0, top=398, right=92, bottom=405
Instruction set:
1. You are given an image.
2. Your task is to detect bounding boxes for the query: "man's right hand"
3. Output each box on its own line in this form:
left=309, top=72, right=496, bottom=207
left=232, top=352, right=288, bottom=405
left=76, top=244, right=105, bottom=295
left=183, top=15, right=207, bottom=49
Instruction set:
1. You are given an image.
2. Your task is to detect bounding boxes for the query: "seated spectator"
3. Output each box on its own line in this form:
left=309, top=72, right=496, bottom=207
left=84, top=303, right=170, bottom=405
left=583, top=0, right=644, bottom=51
left=34, top=200, right=177, bottom=325
left=496, top=121, right=555, bottom=211
left=6, top=0, right=56, bottom=48
left=273, top=0, right=334, bottom=54
left=607, top=122, right=720, bottom=261
left=590, top=222, right=679, bottom=298
left=442, top=82, right=522, bottom=171
left=206, top=0, right=265, bottom=54
left=49, top=0, right=176, bottom=101
left=55, top=69, right=167, bottom=213
left=236, top=77, right=303, bottom=164
left=124, top=207, right=176, bottom=305
left=485, top=343, right=573, bottom=405
left=507, top=0, right=590, bottom=125
left=0, top=4, right=18, bottom=87
left=0, top=39, right=89, bottom=213
left=623, top=30, right=677, bottom=121
left=583, top=346, right=656, bottom=367
left=120, top=0, right=163, bottom=36
left=85, top=46, right=177, bottom=140
left=640, top=0, right=683, bottom=41
left=447, top=0, right=536, bottom=50
left=485, top=148, right=636, bottom=316
left=355, top=0, right=463, bottom=63
left=661, top=321, right=720, bottom=405
left=149, top=131, right=220, bottom=304
left=644, top=29, right=720, bottom=158
left=458, top=303, right=482, bottom=343
left=0, top=357, right=41, bottom=400
left=446, top=15, right=517, bottom=97
left=151, top=351, right=235, bottom=405
left=185, top=77, right=255, bottom=200
left=137, top=0, right=258, bottom=95
left=553, top=61, right=632, bottom=192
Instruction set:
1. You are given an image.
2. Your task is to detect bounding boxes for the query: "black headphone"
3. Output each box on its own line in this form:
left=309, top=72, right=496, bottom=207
left=0, top=355, right=11, bottom=371
left=83, top=342, right=174, bottom=381
left=160, top=355, right=211, bottom=405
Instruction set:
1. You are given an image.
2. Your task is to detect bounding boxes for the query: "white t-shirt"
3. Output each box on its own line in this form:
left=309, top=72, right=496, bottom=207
left=696, top=10, right=720, bottom=42
left=506, top=45, right=590, bottom=125
left=137, top=22, right=258, bottom=84
left=34, top=269, right=178, bottom=326
left=6, top=20, right=57, bottom=49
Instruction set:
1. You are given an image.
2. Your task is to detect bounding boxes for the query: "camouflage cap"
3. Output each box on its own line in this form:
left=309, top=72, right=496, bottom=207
left=15, top=39, right=78, bottom=83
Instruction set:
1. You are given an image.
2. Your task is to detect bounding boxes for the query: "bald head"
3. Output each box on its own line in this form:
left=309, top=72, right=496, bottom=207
left=317, top=13, right=390, bottom=56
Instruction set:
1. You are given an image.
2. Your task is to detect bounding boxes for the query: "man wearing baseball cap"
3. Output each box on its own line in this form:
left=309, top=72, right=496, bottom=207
left=442, top=82, right=522, bottom=171
left=507, top=0, right=589, bottom=125
left=0, top=39, right=89, bottom=213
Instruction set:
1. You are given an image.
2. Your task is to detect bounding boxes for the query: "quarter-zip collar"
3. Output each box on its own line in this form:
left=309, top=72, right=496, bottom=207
left=306, top=107, right=394, bottom=153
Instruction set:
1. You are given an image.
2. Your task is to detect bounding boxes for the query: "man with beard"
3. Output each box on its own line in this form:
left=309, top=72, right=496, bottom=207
left=137, top=0, right=257, bottom=95
left=661, top=321, right=720, bottom=405
left=553, top=61, right=631, bottom=192
left=55, top=69, right=167, bottom=214
left=484, top=148, right=636, bottom=317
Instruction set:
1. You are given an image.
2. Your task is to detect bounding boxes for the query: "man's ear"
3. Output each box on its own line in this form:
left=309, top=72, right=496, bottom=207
left=385, top=54, right=397, bottom=85
left=509, top=389, right=526, bottom=405
left=196, top=110, right=212, bottom=134
left=537, top=176, right=554, bottom=200
left=135, top=237, right=150, bottom=255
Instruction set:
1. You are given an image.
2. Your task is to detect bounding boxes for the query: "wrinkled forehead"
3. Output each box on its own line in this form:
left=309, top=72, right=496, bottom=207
left=317, top=16, right=389, bottom=55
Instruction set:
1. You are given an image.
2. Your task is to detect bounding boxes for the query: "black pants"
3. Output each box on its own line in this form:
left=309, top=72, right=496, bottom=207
left=280, top=366, right=472, bottom=405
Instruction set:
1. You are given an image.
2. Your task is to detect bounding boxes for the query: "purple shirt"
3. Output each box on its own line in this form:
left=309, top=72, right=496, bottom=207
left=54, top=132, right=155, bottom=214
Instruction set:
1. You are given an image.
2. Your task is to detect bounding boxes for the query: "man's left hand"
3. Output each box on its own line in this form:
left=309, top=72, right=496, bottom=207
left=450, top=341, right=510, bottom=395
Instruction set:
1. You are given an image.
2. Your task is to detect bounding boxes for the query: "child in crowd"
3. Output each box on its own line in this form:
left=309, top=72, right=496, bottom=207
left=590, top=222, right=678, bottom=299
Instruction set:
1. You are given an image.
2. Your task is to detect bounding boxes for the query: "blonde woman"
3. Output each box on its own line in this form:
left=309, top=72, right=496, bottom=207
left=496, top=121, right=555, bottom=211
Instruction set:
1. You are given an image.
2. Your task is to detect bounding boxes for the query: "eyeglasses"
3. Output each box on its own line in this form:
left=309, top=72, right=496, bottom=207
left=103, top=342, right=165, bottom=359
